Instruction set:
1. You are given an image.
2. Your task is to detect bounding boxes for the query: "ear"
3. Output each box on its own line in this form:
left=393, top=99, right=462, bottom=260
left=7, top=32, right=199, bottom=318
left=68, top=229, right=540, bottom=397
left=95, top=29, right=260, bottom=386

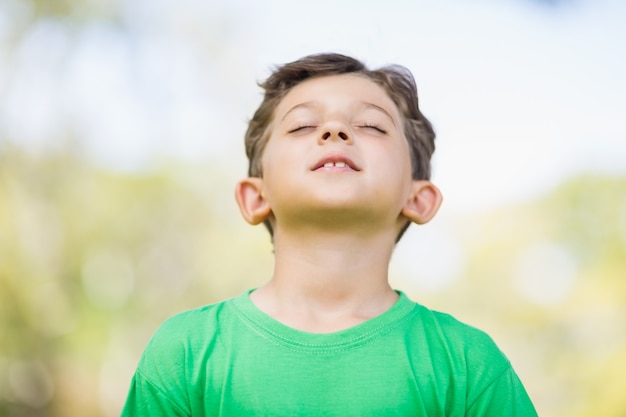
left=235, top=178, right=272, bottom=225
left=401, top=180, right=443, bottom=225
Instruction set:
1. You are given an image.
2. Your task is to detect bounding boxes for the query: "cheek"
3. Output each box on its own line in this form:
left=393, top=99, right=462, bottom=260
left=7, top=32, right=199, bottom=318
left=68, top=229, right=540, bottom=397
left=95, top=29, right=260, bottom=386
left=397, top=138, right=414, bottom=176
left=382, top=145, right=414, bottom=198
left=259, top=138, right=281, bottom=176
left=258, top=144, right=299, bottom=199
left=375, top=141, right=413, bottom=175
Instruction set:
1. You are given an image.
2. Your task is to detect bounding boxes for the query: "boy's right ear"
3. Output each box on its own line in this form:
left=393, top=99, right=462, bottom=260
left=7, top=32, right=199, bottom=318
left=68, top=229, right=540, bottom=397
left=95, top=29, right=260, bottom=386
left=235, top=178, right=272, bottom=225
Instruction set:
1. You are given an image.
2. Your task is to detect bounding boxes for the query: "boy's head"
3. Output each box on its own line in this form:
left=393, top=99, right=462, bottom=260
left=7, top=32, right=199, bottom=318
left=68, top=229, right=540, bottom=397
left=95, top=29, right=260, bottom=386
left=245, top=53, right=435, bottom=181
left=241, top=53, right=439, bottom=240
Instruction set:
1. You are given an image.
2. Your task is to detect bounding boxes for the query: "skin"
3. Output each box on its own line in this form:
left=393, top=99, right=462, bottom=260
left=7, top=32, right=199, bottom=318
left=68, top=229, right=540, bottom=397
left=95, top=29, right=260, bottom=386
left=235, top=74, right=442, bottom=333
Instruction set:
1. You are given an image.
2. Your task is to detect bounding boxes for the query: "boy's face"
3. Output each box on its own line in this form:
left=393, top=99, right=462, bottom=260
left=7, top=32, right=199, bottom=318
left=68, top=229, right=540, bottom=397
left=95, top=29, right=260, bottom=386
left=259, top=74, right=416, bottom=235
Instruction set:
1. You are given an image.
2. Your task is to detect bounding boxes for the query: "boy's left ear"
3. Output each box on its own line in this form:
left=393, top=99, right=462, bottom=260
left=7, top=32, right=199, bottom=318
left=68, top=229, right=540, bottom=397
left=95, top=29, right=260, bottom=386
left=401, top=180, right=443, bottom=225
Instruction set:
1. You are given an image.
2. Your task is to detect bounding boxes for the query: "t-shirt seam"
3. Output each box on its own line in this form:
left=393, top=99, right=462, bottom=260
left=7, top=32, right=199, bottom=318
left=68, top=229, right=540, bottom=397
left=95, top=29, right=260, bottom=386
left=465, top=362, right=513, bottom=412
left=229, top=299, right=419, bottom=353
left=135, top=367, right=190, bottom=416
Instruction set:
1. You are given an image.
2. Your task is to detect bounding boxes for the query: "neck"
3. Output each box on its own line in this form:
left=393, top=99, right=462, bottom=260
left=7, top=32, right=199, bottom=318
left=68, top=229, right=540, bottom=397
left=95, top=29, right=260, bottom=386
left=251, top=227, right=399, bottom=332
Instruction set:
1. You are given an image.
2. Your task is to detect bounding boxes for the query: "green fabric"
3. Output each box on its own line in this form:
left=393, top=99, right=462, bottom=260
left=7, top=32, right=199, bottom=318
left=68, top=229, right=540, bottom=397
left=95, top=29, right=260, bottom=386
left=121, top=291, right=537, bottom=416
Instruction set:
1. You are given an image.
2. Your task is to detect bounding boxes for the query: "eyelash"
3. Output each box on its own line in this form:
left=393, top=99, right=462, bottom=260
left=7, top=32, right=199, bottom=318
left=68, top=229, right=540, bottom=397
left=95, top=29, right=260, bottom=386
left=287, top=124, right=387, bottom=134
left=288, top=125, right=316, bottom=134
left=361, top=123, right=387, bottom=134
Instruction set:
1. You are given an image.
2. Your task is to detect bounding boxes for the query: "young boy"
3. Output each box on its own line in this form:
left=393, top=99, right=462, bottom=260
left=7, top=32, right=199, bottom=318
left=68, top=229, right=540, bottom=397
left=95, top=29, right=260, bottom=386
left=121, top=53, right=537, bottom=416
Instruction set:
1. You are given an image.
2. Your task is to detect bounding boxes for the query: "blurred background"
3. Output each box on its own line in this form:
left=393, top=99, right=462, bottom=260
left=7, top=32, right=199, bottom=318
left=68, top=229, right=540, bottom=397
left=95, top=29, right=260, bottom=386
left=1, top=0, right=625, bottom=415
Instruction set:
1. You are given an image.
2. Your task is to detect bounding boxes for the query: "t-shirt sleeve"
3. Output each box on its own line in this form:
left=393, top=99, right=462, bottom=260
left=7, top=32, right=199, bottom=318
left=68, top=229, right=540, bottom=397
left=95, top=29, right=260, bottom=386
left=434, top=311, right=538, bottom=417
left=466, top=365, right=538, bottom=417
left=121, top=369, right=188, bottom=417
left=120, top=315, right=193, bottom=417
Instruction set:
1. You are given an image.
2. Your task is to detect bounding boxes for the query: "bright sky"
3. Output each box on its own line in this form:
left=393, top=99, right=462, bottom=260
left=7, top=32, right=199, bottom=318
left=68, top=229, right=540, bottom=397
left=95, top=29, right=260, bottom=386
left=1, top=0, right=625, bottom=218
left=253, top=0, right=626, bottom=213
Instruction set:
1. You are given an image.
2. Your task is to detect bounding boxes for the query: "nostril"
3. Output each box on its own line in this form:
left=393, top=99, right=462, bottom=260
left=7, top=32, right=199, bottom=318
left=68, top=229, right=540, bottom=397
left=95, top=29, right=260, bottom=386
left=322, top=132, right=331, bottom=140
left=339, top=132, right=348, bottom=140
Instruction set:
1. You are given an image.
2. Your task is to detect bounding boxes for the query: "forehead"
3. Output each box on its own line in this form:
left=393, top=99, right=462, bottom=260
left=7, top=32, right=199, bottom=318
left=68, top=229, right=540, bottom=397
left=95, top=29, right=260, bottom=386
left=274, top=74, right=401, bottom=119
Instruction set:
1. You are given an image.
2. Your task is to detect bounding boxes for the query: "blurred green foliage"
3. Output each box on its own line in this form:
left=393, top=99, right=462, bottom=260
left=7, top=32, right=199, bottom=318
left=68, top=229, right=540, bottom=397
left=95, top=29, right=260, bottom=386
left=1, top=146, right=625, bottom=416
left=0, top=146, right=272, bottom=416
left=435, top=175, right=626, bottom=417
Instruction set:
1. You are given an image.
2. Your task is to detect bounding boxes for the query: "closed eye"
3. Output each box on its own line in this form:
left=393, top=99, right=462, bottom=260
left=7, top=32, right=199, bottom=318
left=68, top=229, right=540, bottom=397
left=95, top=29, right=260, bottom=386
left=288, top=125, right=317, bottom=134
left=359, top=124, right=387, bottom=134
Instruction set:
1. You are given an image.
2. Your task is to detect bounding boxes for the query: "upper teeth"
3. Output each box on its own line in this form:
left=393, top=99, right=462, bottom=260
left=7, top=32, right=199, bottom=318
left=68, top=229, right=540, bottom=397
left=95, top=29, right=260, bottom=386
left=323, top=162, right=347, bottom=168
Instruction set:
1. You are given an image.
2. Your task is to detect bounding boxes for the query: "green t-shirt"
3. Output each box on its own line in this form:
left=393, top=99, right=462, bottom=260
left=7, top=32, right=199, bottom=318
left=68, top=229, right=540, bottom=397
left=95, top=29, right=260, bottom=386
left=121, top=291, right=537, bottom=416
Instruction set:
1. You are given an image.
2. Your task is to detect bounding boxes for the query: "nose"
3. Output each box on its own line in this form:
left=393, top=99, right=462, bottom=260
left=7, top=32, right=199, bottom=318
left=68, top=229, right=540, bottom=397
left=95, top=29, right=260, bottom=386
left=318, top=120, right=353, bottom=144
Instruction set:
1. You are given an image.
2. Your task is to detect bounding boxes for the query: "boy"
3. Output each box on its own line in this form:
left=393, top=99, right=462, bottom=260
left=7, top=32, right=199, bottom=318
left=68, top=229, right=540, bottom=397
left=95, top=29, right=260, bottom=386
left=121, top=53, right=537, bottom=416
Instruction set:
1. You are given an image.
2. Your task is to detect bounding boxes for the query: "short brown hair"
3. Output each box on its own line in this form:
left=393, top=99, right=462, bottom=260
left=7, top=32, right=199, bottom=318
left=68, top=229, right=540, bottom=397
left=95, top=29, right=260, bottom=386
left=244, top=53, right=436, bottom=239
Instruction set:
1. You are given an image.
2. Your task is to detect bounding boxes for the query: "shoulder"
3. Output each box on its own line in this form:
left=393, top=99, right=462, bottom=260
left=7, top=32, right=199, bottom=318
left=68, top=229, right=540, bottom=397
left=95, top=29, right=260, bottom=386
left=146, top=295, right=239, bottom=349
left=410, top=302, right=508, bottom=360
left=404, top=300, right=535, bottom=411
left=426, top=307, right=504, bottom=353
left=402, top=299, right=513, bottom=382
left=131, top=295, right=242, bottom=394
left=121, top=297, right=242, bottom=416
left=425, top=309, right=538, bottom=415
left=136, top=295, right=242, bottom=372
left=155, top=299, right=229, bottom=335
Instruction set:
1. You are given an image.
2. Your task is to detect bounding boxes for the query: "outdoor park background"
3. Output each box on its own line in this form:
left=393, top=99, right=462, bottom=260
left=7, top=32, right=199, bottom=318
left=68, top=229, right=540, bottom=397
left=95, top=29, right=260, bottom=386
left=1, top=0, right=625, bottom=416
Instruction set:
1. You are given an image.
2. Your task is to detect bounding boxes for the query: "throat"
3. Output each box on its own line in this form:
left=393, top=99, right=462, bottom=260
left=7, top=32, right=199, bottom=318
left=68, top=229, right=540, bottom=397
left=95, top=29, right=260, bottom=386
left=250, top=283, right=399, bottom=334
left=254, top=227, right=400, bottom=332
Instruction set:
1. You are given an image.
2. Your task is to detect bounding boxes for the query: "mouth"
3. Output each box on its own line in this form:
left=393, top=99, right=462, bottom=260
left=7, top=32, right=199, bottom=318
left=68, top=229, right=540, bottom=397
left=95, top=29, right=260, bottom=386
left=312, top=155, right=361, bottom=172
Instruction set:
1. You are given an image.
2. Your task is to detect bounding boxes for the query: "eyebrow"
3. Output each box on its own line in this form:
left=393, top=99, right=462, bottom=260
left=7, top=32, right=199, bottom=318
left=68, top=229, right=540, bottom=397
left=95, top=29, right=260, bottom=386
left=280, top=100, right=397, bottom=127
left=281, top=101, right=318, bottom=122
left=361, top=102, right=397, bottom=127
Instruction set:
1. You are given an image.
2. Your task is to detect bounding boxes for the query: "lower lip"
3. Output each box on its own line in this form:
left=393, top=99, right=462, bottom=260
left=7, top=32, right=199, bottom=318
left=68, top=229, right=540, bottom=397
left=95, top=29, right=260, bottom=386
left=315, top=166, right=355, bottom=172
